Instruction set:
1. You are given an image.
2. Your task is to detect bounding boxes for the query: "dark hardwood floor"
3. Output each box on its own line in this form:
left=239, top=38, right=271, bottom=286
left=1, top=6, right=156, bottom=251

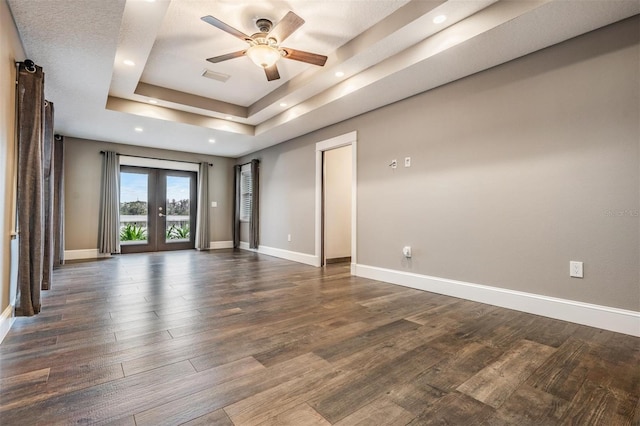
left=0, top=250, right=638, bottom=425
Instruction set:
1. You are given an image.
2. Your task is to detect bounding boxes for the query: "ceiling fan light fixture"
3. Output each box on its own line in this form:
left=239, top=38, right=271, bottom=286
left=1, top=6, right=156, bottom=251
left=202, top=11, right=327, bottom=81
left=246, top=44, right=281, bottom=69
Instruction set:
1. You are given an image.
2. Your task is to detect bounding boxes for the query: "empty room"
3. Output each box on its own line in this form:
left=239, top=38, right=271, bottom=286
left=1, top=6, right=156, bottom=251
left=1, top=0, right=638, bottom=424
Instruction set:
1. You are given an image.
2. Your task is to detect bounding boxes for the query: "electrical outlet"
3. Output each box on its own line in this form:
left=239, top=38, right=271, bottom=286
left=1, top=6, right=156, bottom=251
left=390, top=159, right=397, bottom=169
left=211, top=201, right=217, bottom=207
left=404, top=157, right=411, bottom=167
left=403, top=246, right=412, bottom=258
left=570, top=261, right=583, bottom=278
left=287, top=234, right=291, bottom=242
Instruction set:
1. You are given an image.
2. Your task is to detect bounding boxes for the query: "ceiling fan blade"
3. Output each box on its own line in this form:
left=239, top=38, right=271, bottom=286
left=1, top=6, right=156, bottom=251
left=268, top=11, right=305, bottom=43
left=201, top=15, right=251, bottom=42
left=282, top=48, right=327, bottom=66
left=264, top=64, right=280, bottom=81
left=206, top=50, right=246, bottom=63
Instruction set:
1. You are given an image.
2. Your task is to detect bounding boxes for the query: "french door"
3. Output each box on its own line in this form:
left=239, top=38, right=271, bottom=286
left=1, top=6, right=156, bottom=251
left=119, top=166, right=197, bottom=253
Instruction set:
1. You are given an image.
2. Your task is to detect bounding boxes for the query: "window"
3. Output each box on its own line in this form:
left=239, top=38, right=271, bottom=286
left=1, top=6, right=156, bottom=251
left=240, top=164, right=252, bottom=222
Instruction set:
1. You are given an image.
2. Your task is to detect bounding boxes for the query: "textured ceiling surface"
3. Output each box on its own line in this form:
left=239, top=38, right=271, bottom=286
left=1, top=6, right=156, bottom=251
left=7, top=0, right=640, bottom=158
left=144, top=0, right=410, bottom=106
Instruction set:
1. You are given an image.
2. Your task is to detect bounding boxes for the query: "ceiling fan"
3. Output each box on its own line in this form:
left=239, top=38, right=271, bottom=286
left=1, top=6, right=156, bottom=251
left=201, top=11, right=328, bottom=81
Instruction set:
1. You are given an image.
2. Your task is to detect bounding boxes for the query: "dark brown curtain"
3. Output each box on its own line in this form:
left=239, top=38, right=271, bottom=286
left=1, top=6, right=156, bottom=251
left=98, top=151, right=121, bottom=254
left=195, top=162, right=209, bottom=250
left=249, top=159, right=259, bottom=249
left=53, top=135, right=65, bottom=267
left=15, top=62, right=45, bottom=316
left=42, top=101, right=54, bottom=290
left=232, top=165, right=241, bottom=249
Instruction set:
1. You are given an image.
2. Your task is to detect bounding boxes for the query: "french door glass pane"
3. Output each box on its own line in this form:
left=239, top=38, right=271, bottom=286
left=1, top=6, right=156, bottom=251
left=165, top=175, right=191, bottom=243
left=120, top=172, right=148, bottom=244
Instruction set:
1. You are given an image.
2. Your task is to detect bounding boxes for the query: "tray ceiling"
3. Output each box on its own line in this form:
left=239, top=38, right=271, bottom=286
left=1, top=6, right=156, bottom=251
left=7, top=0, right=640, bottom=157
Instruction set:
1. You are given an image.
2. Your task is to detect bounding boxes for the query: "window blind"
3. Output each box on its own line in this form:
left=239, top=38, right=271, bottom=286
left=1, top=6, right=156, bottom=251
left=240, top=169, right=252, bottom=222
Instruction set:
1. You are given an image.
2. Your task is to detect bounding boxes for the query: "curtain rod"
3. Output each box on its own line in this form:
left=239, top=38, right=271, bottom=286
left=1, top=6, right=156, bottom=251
left=236, top=159, right=258, bottom=167
left=100, top=151, right=212, bottom=166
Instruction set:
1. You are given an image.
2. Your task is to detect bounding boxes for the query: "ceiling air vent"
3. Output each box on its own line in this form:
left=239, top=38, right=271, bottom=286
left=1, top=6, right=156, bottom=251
left=201, top=69, right=231, bottom=82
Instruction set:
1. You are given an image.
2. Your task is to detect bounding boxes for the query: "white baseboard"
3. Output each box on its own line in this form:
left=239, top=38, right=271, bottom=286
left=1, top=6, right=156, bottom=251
left=208, top=241, right=234, bottom=250
left=64, top=249, right=112, bottom=261
left=0, top=304, right=15, bottom=344
left=259, top=245, right=320, bottom=266
left=355, top=264, right=640, bottom=337
left=239, top=243, right=320, bottom=267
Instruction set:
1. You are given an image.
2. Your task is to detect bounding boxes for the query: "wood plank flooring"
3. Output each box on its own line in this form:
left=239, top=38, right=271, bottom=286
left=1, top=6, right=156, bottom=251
left=0, top=250, right=638, bottom=425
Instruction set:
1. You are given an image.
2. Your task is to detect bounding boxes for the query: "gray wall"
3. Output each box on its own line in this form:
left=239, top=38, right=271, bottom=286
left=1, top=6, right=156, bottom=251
left=0, top=0, right=25, bottom=315
left=240, top=17, right=639, bottom=311
left=64, top=137, right=234, bottom=250
left=240, top=138, right=318, bottom=253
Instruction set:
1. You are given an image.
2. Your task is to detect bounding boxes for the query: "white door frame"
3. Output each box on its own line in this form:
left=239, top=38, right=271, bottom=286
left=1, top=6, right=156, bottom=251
left=315, top=131, right=357, bottom=273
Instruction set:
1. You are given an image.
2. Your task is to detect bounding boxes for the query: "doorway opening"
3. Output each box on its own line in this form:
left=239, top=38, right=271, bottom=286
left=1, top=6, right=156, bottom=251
left=315, top=131, right=357, bottom=270
left=119, top=166, right=197, bottom=253
left=323, top=145, right=352, bottom=265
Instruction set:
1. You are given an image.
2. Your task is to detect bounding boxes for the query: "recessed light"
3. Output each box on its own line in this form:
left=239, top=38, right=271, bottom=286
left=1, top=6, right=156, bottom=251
left=335, top=71, right=344, bottom=78
left=123, top=59, right=135, bottom=66
left=134, top=127, right=143, bottom=132
left=433, top=15, right=447, bottom=24
left=280, top=102, right=287, bottom=107
left=148, top=99, right=158, bottom=104
left=208, top=138, right=216, bottom=143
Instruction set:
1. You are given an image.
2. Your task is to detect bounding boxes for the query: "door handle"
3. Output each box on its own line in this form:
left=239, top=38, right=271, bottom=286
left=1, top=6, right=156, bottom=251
left=159, top=213, right=165, bottom=217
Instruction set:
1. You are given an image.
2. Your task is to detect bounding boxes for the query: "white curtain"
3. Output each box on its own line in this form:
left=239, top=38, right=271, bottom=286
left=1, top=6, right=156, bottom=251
left=195, top=162, right=209, bottom=250
left=98, top=151, right=120, bottom=254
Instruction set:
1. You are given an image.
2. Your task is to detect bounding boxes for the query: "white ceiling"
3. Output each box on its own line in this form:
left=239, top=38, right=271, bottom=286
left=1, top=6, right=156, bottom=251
left=7, top=0, right=640, bottom=158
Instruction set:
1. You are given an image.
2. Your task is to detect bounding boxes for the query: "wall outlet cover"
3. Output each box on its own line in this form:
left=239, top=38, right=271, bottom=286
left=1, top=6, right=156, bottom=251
left=570, top=261, right=583, bottom=278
